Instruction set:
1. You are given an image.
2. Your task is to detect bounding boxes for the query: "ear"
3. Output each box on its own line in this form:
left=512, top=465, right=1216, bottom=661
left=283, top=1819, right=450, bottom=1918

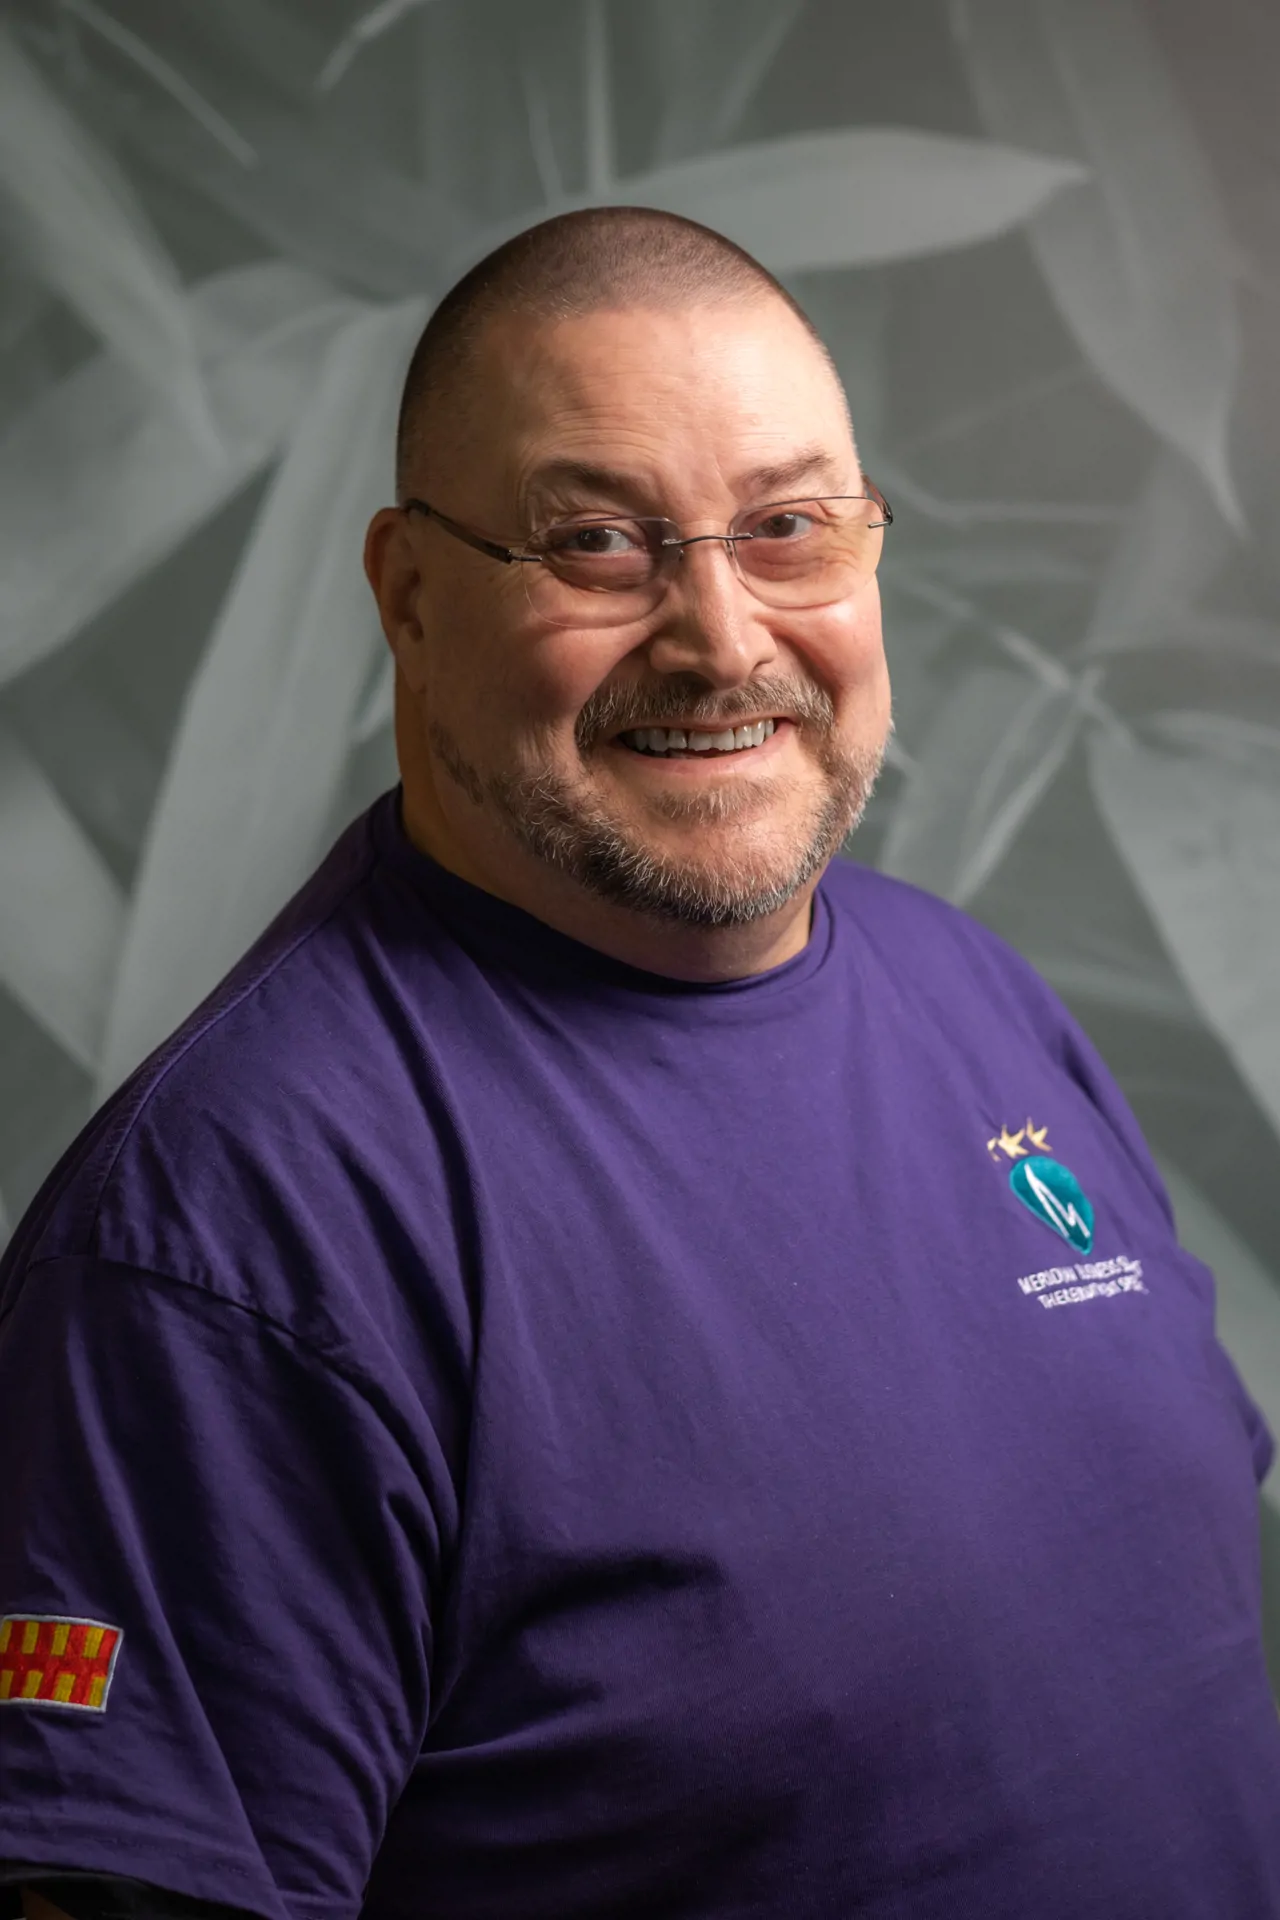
left=364, top=507, right=430, bottom=694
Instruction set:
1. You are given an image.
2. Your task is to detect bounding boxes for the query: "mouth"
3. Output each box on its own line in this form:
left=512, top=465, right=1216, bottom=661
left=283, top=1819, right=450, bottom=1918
left=610, top=717, right=791, bottom=762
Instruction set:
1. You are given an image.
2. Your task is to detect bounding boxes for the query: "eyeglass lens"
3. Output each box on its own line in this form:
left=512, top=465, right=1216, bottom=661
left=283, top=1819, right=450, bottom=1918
left=522, top=497, right=887, bottom=629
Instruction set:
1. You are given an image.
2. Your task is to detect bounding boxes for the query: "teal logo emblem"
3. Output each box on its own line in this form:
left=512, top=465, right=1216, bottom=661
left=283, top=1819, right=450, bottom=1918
left=1009, top=1156, right=1093, bottom=1252
left=987, top=1120, right=1094, bottom=1254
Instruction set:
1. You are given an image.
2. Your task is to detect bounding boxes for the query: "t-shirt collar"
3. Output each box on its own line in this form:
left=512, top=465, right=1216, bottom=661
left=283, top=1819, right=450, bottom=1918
left=372, top=784, right=836, bottom=1005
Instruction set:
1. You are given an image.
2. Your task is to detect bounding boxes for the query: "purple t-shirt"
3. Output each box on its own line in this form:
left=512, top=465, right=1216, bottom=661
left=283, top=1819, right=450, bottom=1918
left=1, top=785, right=1277, bottom=1920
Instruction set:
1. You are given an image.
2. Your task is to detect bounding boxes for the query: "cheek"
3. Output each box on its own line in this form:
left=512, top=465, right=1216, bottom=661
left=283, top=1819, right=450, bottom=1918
left=443, top=622, right=631, bottom=764
left=519, top=628, right=647, bottom=731
left=422, top=569, right=537, bottom=713
left=786, top=585, right=887, bottom=705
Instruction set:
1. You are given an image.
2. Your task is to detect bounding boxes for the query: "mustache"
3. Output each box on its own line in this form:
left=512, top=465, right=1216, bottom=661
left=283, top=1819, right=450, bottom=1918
left=576, top=675, right=836, bottom=746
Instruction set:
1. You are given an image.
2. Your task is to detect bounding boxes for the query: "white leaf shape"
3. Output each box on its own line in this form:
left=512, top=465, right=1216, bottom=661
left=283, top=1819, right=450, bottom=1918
left=880, top=665, right=1090, bottom=904
left=0, top=262, right=365, bottom=690
left=113, top=99, right=465, bottom=301
left=0, top=716, right=125, bottom=1071
left=97, top=298, right=427, bottom=1098
left=1089, top=725, right=1280, bottom=1141
left=0, top=22, right=212, bottom=445
left=1029, top=953, right=1197, bottom=1028
left=624, top=128, right=1086, bottom=271
left=60, top=0, right=258, bottom=167
left=317, top=0, right=437, bottom=93
left=953, top=0, right=1242, bottom=526
left=1147, top=712, right=1280, bottom=768
left=1155, top=1152, right=1280, bottom=1493
left=1083, top=447, right=1237, bottom=658
left=451, top=127, right=1084, bottom=280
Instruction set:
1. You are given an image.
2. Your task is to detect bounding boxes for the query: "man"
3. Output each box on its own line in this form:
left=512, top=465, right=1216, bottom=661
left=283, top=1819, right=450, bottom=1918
left=1, top=206, right=1278, bottom=1919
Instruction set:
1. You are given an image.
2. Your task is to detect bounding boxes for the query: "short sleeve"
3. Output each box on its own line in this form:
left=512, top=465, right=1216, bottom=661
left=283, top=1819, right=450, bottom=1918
left=988, top=938, right=1278, bottom=1490
left=0, top=1257, right=443, bottom=1920
left=1058, top=1014, right=1276, bottom=1488
left=1233, top=1370, right=1277, bottom=1487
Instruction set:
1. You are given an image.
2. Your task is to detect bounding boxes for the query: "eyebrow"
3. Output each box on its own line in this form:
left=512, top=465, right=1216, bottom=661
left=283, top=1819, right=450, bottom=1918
left=735, top=448, right=848, bottom=497
left=523, top=446, right=848, bottom=515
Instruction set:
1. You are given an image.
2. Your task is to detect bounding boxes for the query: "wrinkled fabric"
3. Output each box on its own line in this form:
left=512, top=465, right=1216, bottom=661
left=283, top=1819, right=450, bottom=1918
left=0, top=785, right=1277, bottom=1920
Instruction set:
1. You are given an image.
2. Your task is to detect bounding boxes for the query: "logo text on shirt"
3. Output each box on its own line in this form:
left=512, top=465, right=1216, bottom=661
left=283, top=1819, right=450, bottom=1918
left=1015, top=1254, right=1147, bottom=1310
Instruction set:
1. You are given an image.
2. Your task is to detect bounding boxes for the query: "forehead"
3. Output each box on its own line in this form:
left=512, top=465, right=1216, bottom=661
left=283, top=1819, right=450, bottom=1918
left=466, top=300, right=855, bottom=509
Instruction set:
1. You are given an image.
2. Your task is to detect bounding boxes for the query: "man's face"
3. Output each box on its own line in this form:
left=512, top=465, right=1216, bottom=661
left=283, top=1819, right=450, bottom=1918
left=381, top=297, right=891, bottom=935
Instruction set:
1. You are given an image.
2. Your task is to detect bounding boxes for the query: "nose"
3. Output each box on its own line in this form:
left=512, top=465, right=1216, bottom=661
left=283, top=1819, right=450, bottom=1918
left=644, top=533, right=777, bottom=687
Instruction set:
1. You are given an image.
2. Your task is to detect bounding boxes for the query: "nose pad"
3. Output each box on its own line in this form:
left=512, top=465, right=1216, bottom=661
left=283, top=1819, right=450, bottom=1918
left=671, top=533, right=744, bottom=585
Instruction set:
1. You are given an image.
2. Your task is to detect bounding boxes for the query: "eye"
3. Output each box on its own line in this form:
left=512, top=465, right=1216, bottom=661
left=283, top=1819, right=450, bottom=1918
left=746, top=507, right=819, bottom=542
left=544, top=521, right=644, bottom=557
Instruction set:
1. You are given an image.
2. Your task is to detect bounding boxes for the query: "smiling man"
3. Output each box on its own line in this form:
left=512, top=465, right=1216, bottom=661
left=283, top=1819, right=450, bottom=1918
left=374, top=234, right=890, bottom=984
left=2, top=208, right=1279, bottom=1920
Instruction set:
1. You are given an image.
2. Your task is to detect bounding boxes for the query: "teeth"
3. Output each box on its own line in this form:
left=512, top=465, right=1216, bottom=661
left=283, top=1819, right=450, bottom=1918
left=622, top=719, right=777, bottom=756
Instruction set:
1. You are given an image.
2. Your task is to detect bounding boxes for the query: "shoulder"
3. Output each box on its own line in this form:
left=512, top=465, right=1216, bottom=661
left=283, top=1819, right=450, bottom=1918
left=1, top=798, right=451, bottom=1343
left=819, top=856, right=1173, bottom=1221
left=819, top=855, right=1069, bottom=1046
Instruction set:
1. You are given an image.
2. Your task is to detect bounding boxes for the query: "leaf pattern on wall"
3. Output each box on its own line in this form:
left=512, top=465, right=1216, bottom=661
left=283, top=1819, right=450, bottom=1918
left=880, top=663, right=1096, bottom=905
left=0, top=263, right=368, bottom=686
left=0, top=19, right=213, bottom=446
left=0, top=715, right=125, bottom=1071
left=1156, top=1152, right=1280, bottom=1501
left=648, top=0, right=807, bottom=165
left=629, top=126, right=1087, bottom=272
left=1089, top=721, right=1280, bottom=1139
left=954, top=0, right=1242, bottom=525
left=455, top=126, right=1086, bottom=279
left=1082, top=446, right=1237, bottom=659
left=97, top=298, right=427, bottom=1096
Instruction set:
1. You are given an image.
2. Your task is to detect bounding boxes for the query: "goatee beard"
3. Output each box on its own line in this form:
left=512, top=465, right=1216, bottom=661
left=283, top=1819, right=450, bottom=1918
left=427, top=708, right=888, bottom=930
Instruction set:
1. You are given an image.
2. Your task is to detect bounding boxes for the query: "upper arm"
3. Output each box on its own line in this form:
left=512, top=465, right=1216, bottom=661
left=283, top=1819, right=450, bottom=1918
left=0, top=1257, right=449, bottom=1919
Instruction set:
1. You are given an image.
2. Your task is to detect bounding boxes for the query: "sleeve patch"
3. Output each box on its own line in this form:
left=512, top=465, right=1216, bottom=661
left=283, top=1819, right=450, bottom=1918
left=0, top=1614, right=123, bottom=1712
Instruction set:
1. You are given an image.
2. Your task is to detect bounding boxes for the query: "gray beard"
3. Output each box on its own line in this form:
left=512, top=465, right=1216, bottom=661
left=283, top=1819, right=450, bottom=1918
left=426, top=697, right=887, bottom=930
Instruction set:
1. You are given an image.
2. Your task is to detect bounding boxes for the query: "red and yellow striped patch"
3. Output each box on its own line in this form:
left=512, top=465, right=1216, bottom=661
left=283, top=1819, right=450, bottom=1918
left=0, top=1615, right=123, bottom=1712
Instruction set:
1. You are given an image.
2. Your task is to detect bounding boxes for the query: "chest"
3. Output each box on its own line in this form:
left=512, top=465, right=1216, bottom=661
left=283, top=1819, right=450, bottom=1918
left=425, top=1006, right=1254, bottom=1739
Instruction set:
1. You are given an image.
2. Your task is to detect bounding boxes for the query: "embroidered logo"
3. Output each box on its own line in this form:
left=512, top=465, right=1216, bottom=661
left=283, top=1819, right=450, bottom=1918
left=0, top=1615, right=123, bottom=1712
left=987, top=1119, right=1094, bottom=1254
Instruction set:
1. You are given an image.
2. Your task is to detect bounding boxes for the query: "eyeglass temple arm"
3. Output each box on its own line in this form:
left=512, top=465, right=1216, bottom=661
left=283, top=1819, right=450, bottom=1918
left=862, top=476, right=893, bottom=528
left=401, top=499, right=534, bottom=566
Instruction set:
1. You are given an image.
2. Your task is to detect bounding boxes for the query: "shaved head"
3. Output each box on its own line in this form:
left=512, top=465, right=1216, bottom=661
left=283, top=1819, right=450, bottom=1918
left=394, top=205, right=843, bottom=498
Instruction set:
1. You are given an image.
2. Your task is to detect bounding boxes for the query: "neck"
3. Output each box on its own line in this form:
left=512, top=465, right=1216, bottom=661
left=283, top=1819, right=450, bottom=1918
left=396, top=782, right=816, bottom=984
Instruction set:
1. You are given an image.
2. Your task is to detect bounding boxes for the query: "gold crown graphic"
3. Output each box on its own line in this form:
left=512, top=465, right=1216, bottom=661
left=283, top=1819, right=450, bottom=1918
left=987, top=1119, right=1052, bottom=1163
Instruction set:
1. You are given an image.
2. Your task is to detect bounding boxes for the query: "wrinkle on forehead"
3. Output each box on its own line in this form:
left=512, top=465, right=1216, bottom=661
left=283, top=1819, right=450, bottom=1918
left=517, top=449, right=855, bottom=526
left=458, top=304, right=859, bottom=522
